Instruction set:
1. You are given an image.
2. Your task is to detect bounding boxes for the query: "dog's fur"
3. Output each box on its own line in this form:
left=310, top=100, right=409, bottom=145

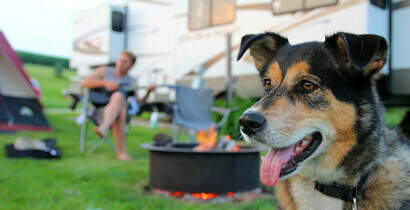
left=237, top=32, right=410, bottom=210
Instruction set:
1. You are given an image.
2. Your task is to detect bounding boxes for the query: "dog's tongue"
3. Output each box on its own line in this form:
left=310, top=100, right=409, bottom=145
left=260, top=145, right=295, bottom=186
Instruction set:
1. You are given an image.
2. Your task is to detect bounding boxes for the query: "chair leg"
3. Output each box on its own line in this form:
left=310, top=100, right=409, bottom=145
left=105, top=135, right=117, bottom=152
left=172, top=122, right=178, bottom=142
left=80, top=120, right=87, bottom=153
left=86, top=134, right=117, bottom=154
left=187, top=129, right=197, bottom=142
left=79, top=91, right=89, bottom=154
left=87, top=138, right=106, bottom=153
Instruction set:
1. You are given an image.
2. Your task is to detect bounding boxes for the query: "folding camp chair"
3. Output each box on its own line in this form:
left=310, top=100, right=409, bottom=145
left=77, top=89, right=137, bottom=154
left=171, top=85, right=236, bottom=141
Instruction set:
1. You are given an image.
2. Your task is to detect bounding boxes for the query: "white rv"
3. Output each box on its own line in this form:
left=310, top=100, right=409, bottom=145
left=70, top=0, right=410, bottom=105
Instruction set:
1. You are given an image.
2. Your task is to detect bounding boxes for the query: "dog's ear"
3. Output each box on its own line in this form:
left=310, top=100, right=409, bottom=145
left=237, top=32, right=289, bottom=71
left=325, top=32, right=388, bottom=78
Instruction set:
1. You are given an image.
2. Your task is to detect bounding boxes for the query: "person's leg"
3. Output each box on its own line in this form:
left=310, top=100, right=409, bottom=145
left=112, top=108, right=132, bottom=161
left=95, top=91, right=126, bottom=137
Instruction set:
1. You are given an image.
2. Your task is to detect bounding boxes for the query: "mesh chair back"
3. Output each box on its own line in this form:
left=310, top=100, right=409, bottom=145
left=173, top=86, right=215, bottom=131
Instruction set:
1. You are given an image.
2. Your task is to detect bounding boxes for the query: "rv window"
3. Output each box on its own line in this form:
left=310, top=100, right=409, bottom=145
left=272, top=0, right=338, bottom=14
left=112, top=11, right=124, bottom=32
left=212, top=0, right=235, bottom=26
left=189, top=0, right=212, bottom=30
left=189, top=0, right=235, bottom=30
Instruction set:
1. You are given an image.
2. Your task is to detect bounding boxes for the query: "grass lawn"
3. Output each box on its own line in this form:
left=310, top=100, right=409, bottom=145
left=0, top=113, right=276, bottom=210
left=25, top=64, right=77, bottom=109
left=0, top=64, right=407, bottom=209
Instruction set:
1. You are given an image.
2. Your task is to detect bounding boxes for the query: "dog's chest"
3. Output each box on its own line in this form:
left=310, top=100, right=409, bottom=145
left=290, top=176, right=345, bottom=210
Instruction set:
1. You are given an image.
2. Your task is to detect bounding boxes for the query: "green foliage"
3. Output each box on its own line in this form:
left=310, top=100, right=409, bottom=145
left=385, top=107, right=410, bottom=126
left=54, top=62, right=65, bottom=78
left=16, top=51, right=69, bottom=68
left=213, top=96, right=258, bottom=140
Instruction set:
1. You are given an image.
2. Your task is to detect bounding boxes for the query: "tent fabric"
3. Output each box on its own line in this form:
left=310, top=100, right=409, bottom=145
left=0, top=30, right=51, bottom=131
left=0, top=31, right=35, bottom=98
left=0, top=51, right=36, bottom=98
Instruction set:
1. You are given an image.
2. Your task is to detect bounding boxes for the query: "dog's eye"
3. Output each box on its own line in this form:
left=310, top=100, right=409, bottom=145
left=302, top=81, right=316, bottom=91
left=264, top=79, right=272, bottom=90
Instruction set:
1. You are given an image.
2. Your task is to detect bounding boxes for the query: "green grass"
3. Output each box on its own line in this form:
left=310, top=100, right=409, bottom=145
left=0, top=113, right=276, bottom=210
left=25, top=64, right=76, bottom=109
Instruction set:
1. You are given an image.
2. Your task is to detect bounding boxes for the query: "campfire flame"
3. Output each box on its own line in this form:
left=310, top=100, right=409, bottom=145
left=194, top=125, right=241, bottom=152
left=155, top=188, right=234, bottom=201
left=195, top=125, right=217, bottom=151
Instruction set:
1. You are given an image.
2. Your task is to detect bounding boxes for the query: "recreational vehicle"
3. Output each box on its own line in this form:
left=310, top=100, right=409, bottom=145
left=70, top=0, right=410, bottom=105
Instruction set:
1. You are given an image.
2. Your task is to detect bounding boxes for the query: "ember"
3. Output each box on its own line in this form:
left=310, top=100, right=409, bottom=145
left=191, top=192, right=217, bottom=200
left=150, top=188, right=262, bottom=203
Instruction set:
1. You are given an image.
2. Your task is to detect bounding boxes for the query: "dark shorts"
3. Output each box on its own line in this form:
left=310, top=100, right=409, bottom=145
left=89, top=106, right=105, bottom=126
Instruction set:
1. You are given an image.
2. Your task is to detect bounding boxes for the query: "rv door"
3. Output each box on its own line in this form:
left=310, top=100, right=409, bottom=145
left=390, top=0, right=410, bottom=95
left=109, top=6, right=127, bottom=63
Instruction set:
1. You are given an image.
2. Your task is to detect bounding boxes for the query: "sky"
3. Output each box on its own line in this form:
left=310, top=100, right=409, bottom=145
left=0, top=0, right=110, bottom=58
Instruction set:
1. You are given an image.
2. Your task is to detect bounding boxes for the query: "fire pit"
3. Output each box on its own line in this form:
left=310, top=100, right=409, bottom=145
left=141, top=142, right=265, bottom=199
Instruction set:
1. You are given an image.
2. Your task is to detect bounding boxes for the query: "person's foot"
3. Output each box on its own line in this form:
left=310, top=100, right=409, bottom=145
left=94, top=127, right=106, bottom=138
left=117, top=153, right=133, bottom=161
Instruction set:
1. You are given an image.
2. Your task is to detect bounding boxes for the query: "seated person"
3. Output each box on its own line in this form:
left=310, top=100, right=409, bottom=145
left=80, top=51, right=155, bottom=161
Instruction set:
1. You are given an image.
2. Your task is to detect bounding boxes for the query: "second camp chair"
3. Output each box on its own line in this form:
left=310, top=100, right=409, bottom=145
left=171, top=86, right=236, bottom=141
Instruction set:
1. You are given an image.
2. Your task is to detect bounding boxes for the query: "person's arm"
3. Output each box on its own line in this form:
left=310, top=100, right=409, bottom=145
left=80, top=66, right=118, bottom=91
left=135, top=84, right=156, bottom=103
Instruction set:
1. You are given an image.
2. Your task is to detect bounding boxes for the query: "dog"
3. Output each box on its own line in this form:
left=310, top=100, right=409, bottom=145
left=237, top=32, right=410, bottom=210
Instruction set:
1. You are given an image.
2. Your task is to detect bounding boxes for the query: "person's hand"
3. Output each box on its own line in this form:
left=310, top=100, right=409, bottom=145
left=104, top=80, right=119, bottom=91
left=146, top=84, right=156, bottom=92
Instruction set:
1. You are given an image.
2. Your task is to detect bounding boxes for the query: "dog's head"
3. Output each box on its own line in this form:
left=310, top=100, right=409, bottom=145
left=237, top=32, right=387, bottom=186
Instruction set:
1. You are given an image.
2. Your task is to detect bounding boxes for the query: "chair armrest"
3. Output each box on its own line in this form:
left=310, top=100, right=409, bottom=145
left=62, top=89, right=84, bottom=110
left=213, top=106, right=239, bottom=129
left=211, top=106, right=239, bottom=114
left=210, top=106, right=229, bottom=114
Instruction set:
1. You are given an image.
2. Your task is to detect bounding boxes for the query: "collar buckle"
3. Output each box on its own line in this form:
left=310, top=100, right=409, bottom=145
left=352, top=197, right=358, bottom=210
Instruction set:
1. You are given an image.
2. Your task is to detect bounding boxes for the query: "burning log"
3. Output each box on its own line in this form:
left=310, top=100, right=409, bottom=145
left=193, top=125, right=241, bottom=152
left=194, top=126, right=217, bottom=151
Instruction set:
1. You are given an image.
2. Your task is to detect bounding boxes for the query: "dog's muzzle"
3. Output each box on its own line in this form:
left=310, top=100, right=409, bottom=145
left=239, top=112, right=266, bottom=135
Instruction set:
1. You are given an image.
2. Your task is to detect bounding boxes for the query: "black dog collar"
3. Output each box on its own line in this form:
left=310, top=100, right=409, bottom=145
left=314, top=171, right=371, bottom=203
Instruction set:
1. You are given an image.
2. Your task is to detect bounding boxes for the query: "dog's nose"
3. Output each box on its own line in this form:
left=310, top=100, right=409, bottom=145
left=239, top=112, right=266, bottom=135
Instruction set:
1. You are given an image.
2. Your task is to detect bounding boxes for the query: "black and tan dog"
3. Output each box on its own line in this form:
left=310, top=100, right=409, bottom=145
left=237, top=32, right=410, bottom=210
